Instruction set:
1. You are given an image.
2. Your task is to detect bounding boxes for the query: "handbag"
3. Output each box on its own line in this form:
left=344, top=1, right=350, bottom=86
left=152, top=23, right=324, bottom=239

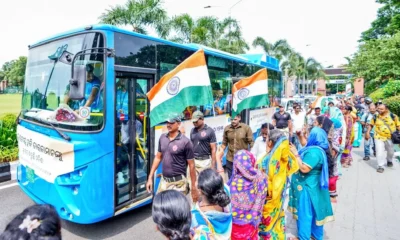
left=379, top=116, right=400, bottom=144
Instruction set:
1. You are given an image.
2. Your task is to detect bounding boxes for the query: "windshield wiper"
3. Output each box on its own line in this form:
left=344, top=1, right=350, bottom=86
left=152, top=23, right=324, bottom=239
left=35, top=118, right=71, bottom=141
left=21, top=109, right=70, bottom=141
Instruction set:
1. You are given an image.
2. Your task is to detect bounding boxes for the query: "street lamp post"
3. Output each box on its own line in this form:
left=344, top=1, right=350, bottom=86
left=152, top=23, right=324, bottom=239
left=284, top=66, right=289, bottom=97
left=204, top=0, right=244, bottom=17
left=204, top=0, right=244, bottom=47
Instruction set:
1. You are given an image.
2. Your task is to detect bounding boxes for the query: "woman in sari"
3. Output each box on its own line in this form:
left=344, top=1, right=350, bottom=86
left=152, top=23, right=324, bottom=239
left=315, top=116, right=340, bottom=202
left=329, top=118, right=343, bottom=202
left=192, top=169, right=231, bottom=240
left=341, top=106, right=355, bottom=168
left=257, top=129, right=299, bottom=240
left=352, top=107, right=363, bottom=148
left=229, top=150, right=268, bottom=240
left=288, top=127, right=334, bottom=240
left=329, top=106, right=346, bottom=176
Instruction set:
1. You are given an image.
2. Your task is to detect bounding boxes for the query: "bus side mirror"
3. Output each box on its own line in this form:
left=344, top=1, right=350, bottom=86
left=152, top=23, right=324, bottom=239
left=69, top=63, right=86, bottom=100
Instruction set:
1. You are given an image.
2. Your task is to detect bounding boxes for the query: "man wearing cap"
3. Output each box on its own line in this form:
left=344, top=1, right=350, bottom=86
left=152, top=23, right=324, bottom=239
left=146, top=115, right=198, bottom=202
left=217, top=114, right=254, bottom=178
left=190, top=111, right=219, bottom=176
left=272, top=105, right=292, bottom=139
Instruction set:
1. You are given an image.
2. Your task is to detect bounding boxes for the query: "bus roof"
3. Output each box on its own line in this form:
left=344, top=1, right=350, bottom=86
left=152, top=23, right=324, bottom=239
left=29, top=24, right=280, bottom=72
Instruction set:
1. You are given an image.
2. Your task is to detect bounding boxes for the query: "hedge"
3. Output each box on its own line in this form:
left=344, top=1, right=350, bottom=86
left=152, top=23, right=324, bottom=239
left=383, top=95, right=400, bottom=117
left=369, top=88, right=385, bottom=102
left=0, top=114, right=18, bottom=162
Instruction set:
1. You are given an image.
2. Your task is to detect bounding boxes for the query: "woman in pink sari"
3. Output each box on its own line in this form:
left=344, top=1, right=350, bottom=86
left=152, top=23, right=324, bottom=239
left=340, top=106, right=354, bottom=168
left=229, top=150, right=268, bottom=240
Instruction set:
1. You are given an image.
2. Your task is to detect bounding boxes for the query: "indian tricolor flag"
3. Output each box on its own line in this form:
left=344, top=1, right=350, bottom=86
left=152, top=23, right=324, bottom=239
left=147, top=49, right=213, bottom=127
left=232, top=68, right=269, bottom=117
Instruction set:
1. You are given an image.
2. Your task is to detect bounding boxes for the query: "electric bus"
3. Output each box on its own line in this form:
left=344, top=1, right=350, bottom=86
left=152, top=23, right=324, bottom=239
left=17, top=24, right=281, bottom=223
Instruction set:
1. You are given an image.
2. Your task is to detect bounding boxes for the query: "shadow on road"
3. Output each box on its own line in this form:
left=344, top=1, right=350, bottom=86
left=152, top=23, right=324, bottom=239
left=62, top=204, right=153, bottom=239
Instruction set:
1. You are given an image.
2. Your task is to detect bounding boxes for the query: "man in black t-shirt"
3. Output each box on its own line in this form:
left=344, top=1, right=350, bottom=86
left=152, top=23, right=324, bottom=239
left=272, top=105, right=292, bottom=138
left=190, top=111, right=219, bottom=177
left=146, top=114, right=198, bottom=202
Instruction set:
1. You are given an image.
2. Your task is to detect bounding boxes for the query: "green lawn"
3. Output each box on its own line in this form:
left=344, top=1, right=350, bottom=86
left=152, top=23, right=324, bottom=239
left=0, top=94, right=22, bottom=117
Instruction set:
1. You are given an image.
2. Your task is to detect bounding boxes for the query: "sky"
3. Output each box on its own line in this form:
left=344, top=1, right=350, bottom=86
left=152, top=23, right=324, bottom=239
left=0, top=0, right=380, bottom=68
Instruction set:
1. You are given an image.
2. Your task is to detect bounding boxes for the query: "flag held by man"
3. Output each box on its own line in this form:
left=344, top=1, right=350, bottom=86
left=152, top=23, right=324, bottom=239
left=147, top=49, right=213, bottom=127
left=232, top=68, right=269, bottom=117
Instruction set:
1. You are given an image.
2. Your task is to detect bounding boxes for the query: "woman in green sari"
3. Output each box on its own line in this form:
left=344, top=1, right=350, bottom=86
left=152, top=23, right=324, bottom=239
left=288, top=127, right=334, bottom=240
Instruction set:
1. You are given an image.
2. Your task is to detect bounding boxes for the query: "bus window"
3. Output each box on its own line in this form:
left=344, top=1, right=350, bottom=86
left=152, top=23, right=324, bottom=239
left=208, top=56, right=233, bottom=116
left=114, top=33, right=156, bottom=68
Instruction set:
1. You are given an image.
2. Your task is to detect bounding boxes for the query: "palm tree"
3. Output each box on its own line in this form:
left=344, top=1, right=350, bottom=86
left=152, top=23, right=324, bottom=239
left=99, top=0, right=168, bottom=36
left=304, top=58, right=325, bottom=94
left=169, top=14, right=197, bottom=43
left=252, top=37, right=292, bottom=61
left=169, top=15, right=249, bottom=54
left=281, top=51, right=305, bottom=95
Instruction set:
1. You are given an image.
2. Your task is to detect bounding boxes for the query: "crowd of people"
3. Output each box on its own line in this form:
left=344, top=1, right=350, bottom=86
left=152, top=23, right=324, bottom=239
left=2, top=95, right=399, bottom=240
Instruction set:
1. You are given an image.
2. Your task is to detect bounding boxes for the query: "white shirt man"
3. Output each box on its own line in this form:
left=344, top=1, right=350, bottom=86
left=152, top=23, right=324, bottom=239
left=291, top=106, right=306, bottom=134
left=251, top=123, right=274, bottom=160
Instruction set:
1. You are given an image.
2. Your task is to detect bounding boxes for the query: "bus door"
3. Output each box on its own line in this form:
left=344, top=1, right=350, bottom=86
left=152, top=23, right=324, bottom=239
left=115, top=71, right=154, bottom=209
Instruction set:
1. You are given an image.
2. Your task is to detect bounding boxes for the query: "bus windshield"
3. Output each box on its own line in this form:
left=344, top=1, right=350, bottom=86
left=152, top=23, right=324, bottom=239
left=21, top=33, right=105, bottom=131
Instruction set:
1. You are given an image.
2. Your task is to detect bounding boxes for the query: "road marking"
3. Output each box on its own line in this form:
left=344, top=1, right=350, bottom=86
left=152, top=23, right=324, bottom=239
left=0, top=182, right=18, bottom=190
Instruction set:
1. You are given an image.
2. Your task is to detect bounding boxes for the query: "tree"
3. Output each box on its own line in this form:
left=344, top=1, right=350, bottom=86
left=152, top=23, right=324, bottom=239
left=169, top=14, right=198, bottom=43
left=360, top=0, right=400, bottom=42
left=99, top=0, right=168, bottom=36
left=0, top=57, right=27, bottom=87
left=281, top=51, right=304, bottom=95
left=169, top=15, right=249, bottom=54
left=252, top=37, right=292, bottom=61
left=305, top=58, right=325, bottom=94
left=348, top=32, right=400, bottom=85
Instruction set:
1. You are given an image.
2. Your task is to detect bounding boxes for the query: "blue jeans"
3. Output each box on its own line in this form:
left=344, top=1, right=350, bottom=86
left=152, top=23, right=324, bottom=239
left=364, top=133, right=375, bottom=157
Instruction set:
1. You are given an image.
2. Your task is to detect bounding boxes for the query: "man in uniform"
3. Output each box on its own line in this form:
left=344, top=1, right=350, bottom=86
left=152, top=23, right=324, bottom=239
left=272, top=105, right=292, bottom=139
left=190, top=111, right=219, bottom=175
left=217, top=114, right=254, bottom=178
left=146, top=115, right=198, bottom=202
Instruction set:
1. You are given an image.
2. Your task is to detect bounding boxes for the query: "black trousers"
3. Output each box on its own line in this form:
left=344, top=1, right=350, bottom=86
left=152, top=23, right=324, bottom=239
left=225, top=160, right=233, bottom=179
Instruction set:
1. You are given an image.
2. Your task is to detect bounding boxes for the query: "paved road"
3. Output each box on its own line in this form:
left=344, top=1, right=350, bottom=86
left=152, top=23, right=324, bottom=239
left=1, top=142, right=399, bottom=239
left=286, top=142, right=400, bottom=240
left=0, top=180, right=163, bottom=239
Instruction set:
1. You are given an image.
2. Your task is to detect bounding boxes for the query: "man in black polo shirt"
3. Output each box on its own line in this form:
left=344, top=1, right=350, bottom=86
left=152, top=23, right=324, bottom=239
left=190, top=111, right=219, bottom=175
left=146, top=115, right=198, bottom=202
left=272, top=105, right=292, bottom=138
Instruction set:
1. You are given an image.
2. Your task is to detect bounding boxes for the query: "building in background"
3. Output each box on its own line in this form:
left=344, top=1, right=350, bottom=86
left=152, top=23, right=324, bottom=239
left=0, top=80, right=8, bottom=93
left=316, top=68, right=364, bottom=96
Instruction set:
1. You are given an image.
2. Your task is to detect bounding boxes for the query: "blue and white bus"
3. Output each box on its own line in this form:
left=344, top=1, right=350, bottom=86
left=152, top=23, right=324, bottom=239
left=16, top=24, right=281, bottom=224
